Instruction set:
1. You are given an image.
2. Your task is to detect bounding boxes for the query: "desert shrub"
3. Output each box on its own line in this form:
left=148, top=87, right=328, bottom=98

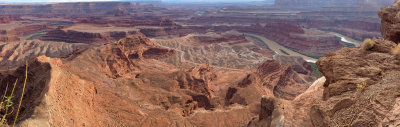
left=0, top=80, right=18, bottom=126
left=0, top=62, right=28, bottom=126
left=356, top=81, right=366, bottom=92
left=361, top=39, right=375, bottom=51
left=392, top=43, right=400, bottom=59
left=381, top=71, right=386, bottom=77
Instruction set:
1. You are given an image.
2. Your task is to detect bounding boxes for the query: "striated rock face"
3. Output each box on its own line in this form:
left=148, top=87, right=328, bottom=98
left=7, top=24, right=49, bottom=36
left=246, top=76, right=327, bottom=127
left=153, top=32, right=269, bottom=69
left=317, top=39, right=399, bottom=100
left=273, top=55, right=314, bottom=75
left=40, top=29, right=140, bottom=44
left=0, top=35, right=258, bottom=127
left=247, top=96, right=284, bottom=127
left=0, top=24, right=49, bottom=42
left=192, top=34, right=247, bottom=44
left=140, top=26, right=209, bottom=38
left=0, top=35, right=20, bottom=42
left=80, top=35, right=176, bottom=78
left=0, top=40, right=88, bottom=70
left=312, top=38, right=400, bottom=126
left=226, top=57, right=316, bottom=105
left=379, top=0, right=400, bottom=43
left=0, top=16, right=22, bottom=24
left=265, top=22, right=305, bottom=34
left=78, top=17, right=177, bottom=27
left=0, top=32, right=327, bottom=127
left=264, top=22, right=343, bottom=57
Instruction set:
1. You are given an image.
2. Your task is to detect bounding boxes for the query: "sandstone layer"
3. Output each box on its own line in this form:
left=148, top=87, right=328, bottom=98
left=0, top=35, right=317, bottom=127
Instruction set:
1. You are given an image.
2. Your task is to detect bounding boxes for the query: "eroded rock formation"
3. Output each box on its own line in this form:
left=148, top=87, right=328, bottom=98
left=153, top=32, right=270, bottom=69
left=379, top=1, right=400, bottom=43
left=226, top=58, right=316, bottom=104
left=311, top=38, right=400, bottom=126
left=0, top=40, right=88, bottom=70
left=40, top=29, right=140, bottom=44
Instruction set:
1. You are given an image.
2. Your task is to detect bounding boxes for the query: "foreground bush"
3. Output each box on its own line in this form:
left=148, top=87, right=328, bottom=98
left=361, top=38, right=375, bottom=51
left=0, top=62, right=28, bottom=127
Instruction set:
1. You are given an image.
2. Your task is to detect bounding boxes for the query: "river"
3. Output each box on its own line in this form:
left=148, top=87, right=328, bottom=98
left=245, top=33, right=318, bottom=63
left=327, top=32, right=362, bottom=47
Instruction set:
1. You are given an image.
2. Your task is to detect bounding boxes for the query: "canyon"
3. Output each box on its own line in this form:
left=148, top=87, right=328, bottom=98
left=0, top=0, right=398, bottom=127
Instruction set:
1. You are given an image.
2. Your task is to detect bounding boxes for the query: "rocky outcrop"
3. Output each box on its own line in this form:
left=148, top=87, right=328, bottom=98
left=274, top=55, right=314, bottom=75
left=73, top=35, right=176, bottom=78
left=379, top=0, right=400, bottom=43
left=0, top=35, right=258, bottom=127
left=0, top=40, right=88, bottom=70
left=0, top=59, right=51, bottom=124
left=226, top=58, right=316, bottom=105
left=153, top=32, right=269, bottom=69
left=265, top=22, right=305, bottom=34
left=317, top=39, right=399, bottom=100
left=246, top=77, right=326, bottom=126
left=247, top=96, right=284, bottom=127
left=311, top=38, right=400, bottom=126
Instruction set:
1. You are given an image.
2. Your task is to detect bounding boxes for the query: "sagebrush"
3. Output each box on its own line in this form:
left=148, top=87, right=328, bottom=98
left=361, top=38, right=375, bottom=51
left=0, top=62, right=28, bottom=127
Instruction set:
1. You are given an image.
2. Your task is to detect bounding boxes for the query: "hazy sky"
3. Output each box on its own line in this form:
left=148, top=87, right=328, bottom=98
left=2, top=0, right=118, bottom=3
left=1, top=0, right=265, bottom=3
left=163, top=0, right=265, bottom=2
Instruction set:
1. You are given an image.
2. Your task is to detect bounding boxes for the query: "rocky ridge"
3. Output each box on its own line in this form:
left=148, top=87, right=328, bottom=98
left=0, top=33, right=319, bottom=126
left=243, top=2, right=400, bottom=126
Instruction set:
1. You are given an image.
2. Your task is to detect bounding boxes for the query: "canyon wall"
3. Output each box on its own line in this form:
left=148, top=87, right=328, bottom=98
left=274, top=0, right=393, bottom=8
left=40, top=29, right=140, bottom=44
left=0, top=2, right=134, bottom=16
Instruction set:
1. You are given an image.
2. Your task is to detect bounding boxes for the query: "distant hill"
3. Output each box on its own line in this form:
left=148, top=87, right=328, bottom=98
left=274, top=0, right=394, bottom=8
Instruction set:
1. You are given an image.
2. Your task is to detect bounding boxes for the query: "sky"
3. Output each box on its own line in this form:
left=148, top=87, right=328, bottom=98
left=1, top=0, right=265, bottom=3
left=1, top=0, right=119, bottom=3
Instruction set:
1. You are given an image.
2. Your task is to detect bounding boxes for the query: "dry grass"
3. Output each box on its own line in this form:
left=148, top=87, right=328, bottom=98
left=0, top=62, right=28, bottom=127
left=357, top=81, right=366, bottom=92
left=361, top=39, right=375, bottom=51
left=392, top=43, right=400, bottom=59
